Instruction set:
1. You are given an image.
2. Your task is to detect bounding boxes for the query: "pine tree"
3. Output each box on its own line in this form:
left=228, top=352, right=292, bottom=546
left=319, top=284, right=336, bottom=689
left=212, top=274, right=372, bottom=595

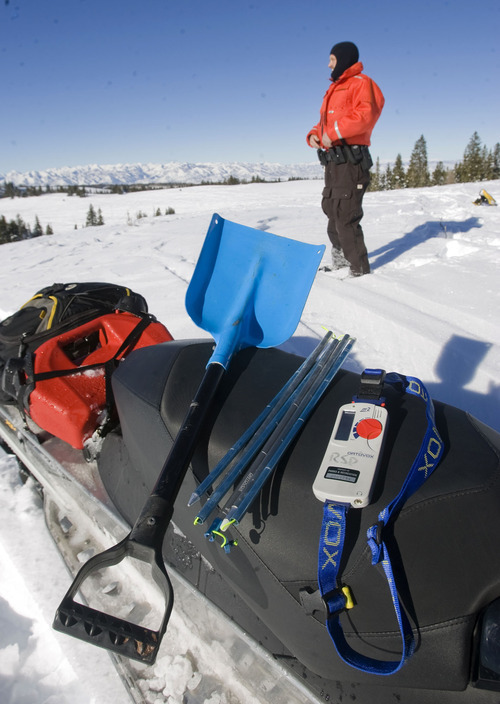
left=32, top=216, right=44, bottom=237
left=455, top=132, right=485, bottom=183
left=481, top=145, right=494, bottom=180
left=368, top=157, right=382, bottom=191
left=384, top=164, right=393, bottom=190
left=5, top=182, right=16, bottom=199
left=0, top=216, right=7, bottom=244
left=491, top=143, right=500, bottom=179
left=97, top=208, right=104, bottom=226
left=86, top=204, right=97, bottom=227
left=15, top=215, right=28, bottom=240
left=46, top=224, right=54, bottom=235
left=406, top=135, right=430, bottom=188
left=392, top=154, right=406, bottom=188
left=432, top=161, right=447, bottom=186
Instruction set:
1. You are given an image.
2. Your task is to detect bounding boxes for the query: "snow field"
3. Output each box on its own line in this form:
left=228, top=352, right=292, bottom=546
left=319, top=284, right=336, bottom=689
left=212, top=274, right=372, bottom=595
left=0, top=177, right=499, bottom=702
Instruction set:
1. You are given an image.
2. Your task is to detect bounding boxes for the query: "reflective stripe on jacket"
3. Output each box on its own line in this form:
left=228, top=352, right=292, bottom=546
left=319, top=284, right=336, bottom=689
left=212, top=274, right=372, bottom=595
left=307, top=62, right=385, bottom=148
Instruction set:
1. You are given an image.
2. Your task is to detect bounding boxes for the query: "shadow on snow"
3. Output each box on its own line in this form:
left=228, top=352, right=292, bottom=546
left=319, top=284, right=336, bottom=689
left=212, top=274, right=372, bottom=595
left=369, top=217, right=482, bottom=270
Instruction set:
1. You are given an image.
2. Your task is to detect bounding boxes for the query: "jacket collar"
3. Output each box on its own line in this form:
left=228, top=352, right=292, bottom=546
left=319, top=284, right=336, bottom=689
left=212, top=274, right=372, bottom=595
left=330, top=61, right=364, bottom=85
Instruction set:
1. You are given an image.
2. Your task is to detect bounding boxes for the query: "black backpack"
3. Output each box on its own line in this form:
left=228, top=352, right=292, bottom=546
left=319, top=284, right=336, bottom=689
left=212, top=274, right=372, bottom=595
left=0, top=282, right=148, bottom=406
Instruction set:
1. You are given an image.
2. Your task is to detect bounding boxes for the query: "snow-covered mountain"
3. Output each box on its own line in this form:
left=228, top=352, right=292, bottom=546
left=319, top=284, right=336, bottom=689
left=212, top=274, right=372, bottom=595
left=0, top=161, right=324, bottom=187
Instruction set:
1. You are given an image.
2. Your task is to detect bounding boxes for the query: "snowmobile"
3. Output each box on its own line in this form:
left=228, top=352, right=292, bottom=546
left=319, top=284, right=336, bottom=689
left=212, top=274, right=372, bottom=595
left=1, top=214, right=500, bottom=704
left=473, top=188, right=497, bottom=206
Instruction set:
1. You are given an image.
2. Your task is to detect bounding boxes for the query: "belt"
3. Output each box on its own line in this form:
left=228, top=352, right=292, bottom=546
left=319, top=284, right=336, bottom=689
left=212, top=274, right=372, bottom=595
left=317, top=145, right=372, bottom=170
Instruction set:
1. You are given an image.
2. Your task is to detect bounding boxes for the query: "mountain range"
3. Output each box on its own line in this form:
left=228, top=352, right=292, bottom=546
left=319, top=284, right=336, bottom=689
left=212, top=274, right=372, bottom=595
left=0, top=161, right=324, bottom=187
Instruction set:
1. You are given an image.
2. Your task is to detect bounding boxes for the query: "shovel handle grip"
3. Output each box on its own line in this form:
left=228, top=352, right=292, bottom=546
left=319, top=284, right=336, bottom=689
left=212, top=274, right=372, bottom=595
left=53, top=533, right=174, bottom=665
left=53, top=598, right=163, bottom=664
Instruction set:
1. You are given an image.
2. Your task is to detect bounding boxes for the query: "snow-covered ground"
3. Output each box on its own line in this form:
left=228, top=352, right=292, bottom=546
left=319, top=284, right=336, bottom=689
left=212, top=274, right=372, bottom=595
left=0, top=178, right=499, bottom=702
left=0, top=451, right=137, bottom=704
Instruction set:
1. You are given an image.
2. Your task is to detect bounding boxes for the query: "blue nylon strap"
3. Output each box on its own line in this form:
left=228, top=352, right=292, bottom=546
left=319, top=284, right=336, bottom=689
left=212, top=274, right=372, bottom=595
left=317, top=373, right=444, bottom=675
left=367, top=372, right=444, bottom=564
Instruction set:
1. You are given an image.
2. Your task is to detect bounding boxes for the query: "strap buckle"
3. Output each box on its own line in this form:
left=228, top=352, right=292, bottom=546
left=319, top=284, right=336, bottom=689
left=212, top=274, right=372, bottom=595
left=353, top=368, right=386, bottom=405
left=367, top=520, right=385, bottom=564
left=323, top=586, right=355, bottom=618
left=300, top=585, right=354, bottom=618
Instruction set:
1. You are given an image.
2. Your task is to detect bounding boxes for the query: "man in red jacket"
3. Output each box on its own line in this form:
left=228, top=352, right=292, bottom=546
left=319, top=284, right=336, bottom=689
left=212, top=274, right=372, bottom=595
left=307, top=42, right=384, bottom=276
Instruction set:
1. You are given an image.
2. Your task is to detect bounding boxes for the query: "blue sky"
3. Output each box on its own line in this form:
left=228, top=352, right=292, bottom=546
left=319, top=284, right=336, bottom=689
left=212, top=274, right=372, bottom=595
left=1, top=0, right=499, bottom=173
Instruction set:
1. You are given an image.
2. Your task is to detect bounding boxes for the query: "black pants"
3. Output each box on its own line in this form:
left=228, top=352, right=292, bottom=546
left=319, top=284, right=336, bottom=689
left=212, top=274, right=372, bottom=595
left=321, top=161, right=371, bottom=275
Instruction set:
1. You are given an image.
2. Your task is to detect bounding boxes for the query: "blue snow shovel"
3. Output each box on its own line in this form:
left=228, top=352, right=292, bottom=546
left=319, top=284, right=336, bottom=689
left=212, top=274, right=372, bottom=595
left=53, top=213, right=324, bottom=664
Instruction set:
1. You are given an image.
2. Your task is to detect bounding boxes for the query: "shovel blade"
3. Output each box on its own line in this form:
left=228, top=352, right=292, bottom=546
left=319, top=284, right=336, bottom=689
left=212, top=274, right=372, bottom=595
left=186, top=214, right=324, bottom=367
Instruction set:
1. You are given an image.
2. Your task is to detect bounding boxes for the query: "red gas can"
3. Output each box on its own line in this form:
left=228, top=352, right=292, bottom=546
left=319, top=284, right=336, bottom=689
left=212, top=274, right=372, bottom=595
left=28, top=311, right=173, bottom=448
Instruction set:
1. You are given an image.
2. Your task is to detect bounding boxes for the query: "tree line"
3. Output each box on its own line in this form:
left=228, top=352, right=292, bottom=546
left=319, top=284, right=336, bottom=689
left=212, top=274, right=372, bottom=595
left=369, top=132, right=500, bottom=191
left=0, top=215, right=53, bottom=245
left=0, top=175, right=293, bottom=200
left=0, top=182, right=187, bottom=199
left=0, top=202, right=179, bottom=244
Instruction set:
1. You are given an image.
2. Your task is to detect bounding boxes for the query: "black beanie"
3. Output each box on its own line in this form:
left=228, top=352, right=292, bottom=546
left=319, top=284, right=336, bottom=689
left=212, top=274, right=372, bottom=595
left=330, top=41, right=359, bottom=82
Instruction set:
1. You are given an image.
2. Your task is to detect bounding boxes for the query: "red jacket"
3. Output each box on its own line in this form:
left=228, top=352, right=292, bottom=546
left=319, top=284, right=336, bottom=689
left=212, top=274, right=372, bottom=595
left=307, top=62, right=384, bottom=148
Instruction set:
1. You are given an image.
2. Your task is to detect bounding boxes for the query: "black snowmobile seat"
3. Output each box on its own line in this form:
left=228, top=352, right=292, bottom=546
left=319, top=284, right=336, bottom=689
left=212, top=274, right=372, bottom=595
left=99, top=338, right=500, bottom=693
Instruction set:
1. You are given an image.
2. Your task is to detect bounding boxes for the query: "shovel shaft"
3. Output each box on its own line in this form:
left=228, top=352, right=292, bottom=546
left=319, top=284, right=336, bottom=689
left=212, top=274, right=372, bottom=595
left=130, top=362, right=227, bottom=545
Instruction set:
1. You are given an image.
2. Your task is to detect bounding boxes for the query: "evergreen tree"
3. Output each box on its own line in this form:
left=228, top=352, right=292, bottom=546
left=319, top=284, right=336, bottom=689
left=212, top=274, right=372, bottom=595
left=46, top=224, right=54, bottom=235
left=86, top=204, right=97, bottom=227
left=406, top=135, right=430, bottom=188
left=455, top=132, right=485, bottom=182
left=379, top=166, right=387, bottom=191
left=384, top=164, right=393, bottom=190
left=0, top=215, right=7, bottom=244
left=15, top=215, right=29, bottom=239
left=368, top=157, right=382, bottom=191
left=492, top=143, right=500, bottom=179
left=0, top=215, right=34, bottom=244
left=5, top=182, right=17, bottom=199
left=32, top=216, right=44, bottom=237
left=97, top=208, right=104, bottom=226
left=432, top=161, right=447, bottom=186
left=392, top=154, right=406, bottom=188
left=482, top=145, right=494, bottom=180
